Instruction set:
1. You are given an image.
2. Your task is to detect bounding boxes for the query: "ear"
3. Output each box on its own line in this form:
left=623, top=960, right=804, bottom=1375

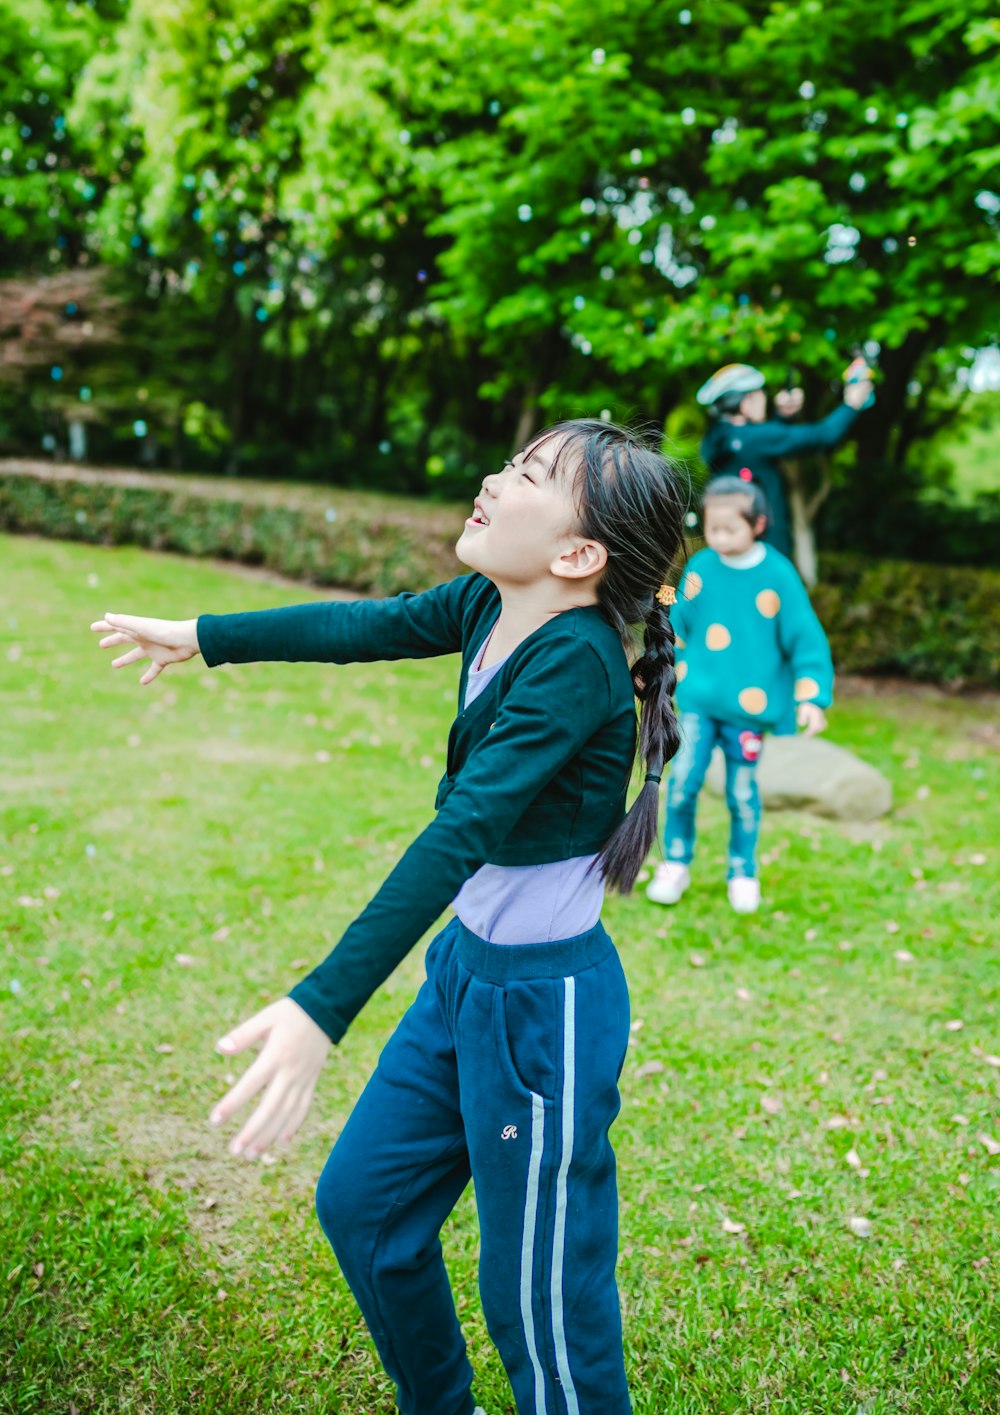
left=551, top=537, right=608, bottom=580
left=753, top=514, right=768, bottom=537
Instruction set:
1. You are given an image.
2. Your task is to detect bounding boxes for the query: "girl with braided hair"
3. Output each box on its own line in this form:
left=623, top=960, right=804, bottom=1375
left=92, top=419, right=686, bottom=1415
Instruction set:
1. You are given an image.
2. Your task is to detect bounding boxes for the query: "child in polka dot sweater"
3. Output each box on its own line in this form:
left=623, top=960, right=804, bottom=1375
left=646, top=476, right=833, bottom=914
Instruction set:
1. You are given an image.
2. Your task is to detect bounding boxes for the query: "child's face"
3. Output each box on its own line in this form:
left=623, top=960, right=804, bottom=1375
left=456, top=436, right=594, bottom=588
left=703, top=496, right=761, bottom=557
left=738, top=389, right=767, bottom=422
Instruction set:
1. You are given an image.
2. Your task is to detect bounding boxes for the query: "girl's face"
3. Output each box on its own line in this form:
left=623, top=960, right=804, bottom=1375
left=456, top=437, right=604, bottom=589
left=703, top=496, right=763, bottom=557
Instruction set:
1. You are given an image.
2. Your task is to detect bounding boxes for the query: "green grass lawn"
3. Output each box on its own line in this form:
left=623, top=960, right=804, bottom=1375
left=2, top=533, right=998, bottom=1415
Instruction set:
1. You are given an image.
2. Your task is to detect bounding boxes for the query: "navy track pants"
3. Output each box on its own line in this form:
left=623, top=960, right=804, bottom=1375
left=315, top=916, right=632, bottom=1415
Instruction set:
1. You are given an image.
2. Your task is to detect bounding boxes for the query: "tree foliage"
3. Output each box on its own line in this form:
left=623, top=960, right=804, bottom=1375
left=1, top=0, right=997, bottom=539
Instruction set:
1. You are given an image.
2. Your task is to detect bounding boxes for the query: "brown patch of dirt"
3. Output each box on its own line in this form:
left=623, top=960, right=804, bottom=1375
left=192, top=739, right=307, bottom=768
left=837, top=673, right=1000, bottom=707
left=207, top=559, right=361, bottom=597
left=21, top=1077, right=352, bottom=1267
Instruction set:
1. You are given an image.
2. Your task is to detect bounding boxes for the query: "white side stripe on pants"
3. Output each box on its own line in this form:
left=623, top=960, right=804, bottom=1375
left=550, top=975, right=580, bottom=1414
left=520, top=1091, right=548, bottom=1414
left=519, top=976, right=580, bottom=1415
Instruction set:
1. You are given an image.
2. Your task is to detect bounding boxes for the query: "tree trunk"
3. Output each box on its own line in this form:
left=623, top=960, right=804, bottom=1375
left=67, top=418, right=87, bottom=462
left=170, top=414, right=185, bottom=470
left=512, top=379, right=540, bottom=451
left=784, top=460, right=817, bottom=587
left=784, top=455, right=832, bottom=588
left=853, top=326, right=936, bottom=471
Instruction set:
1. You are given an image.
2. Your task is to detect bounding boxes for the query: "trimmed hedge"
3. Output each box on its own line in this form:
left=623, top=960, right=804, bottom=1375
left=2, top=465, right=997, bottom=687
left=813, top=552, right=1000, bottom=689
left=0, top=466, right=460, bottom=596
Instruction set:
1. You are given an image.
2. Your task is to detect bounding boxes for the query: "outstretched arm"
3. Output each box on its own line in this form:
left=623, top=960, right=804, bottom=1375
left=196, top=576, right=485, bottom=668
left=210, top=632, right=620, bottom=1156
left=747, top=396, right=866, bottom=459
left=286, top=634, right=616, bottom=1041
left=93, top=575, right=494, bottom=683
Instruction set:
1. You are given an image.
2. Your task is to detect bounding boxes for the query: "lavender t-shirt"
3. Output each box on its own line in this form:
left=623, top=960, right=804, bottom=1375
left=450, top=631, right=605, bottom=945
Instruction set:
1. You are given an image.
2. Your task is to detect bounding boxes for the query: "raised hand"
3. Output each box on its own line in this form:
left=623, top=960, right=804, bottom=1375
left=210, top=998, right=332, bottom=1159
left=774, top=387, right=805, bottom=418
left=91, top=613, right=201, bottom=685
left=843, top=378, right=874, bottom=411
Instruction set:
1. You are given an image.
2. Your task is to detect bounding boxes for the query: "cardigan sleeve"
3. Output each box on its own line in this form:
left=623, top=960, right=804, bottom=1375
left=196, top=574, right=488, bottom=667
left=775, top=565, right=834, bottom=709
left=288, top=632, right=618, bottom=1042
left=668, top=554, right=707, bottom=645
left=745, top=403, right=859, bottom=460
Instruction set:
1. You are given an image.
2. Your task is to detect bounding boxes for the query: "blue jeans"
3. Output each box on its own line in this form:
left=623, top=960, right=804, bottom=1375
left=664, top=710, right=764, bottom=880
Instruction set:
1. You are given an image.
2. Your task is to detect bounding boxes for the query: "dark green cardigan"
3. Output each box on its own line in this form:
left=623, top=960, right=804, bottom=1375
left=198, top=573, right=637, bottom=1042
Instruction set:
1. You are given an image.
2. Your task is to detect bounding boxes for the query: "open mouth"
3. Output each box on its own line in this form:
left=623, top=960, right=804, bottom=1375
left=469, top=500, right=491, bottom=526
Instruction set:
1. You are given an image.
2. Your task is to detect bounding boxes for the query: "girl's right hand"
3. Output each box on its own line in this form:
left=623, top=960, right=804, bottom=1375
left=91, top=613, right=201, bottom=685
left=210, top=998, right=332, bottom=1158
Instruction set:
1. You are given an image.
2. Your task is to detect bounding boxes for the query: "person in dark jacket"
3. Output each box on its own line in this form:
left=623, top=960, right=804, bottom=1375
left=697, top=362, right=874, bottom=559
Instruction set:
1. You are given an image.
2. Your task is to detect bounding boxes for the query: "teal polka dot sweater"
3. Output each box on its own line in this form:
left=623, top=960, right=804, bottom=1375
left=669, top=546, right=833, bottom=731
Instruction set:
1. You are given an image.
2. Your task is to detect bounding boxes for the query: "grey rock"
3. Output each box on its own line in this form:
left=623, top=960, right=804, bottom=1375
left=705, top=735, right=892, bottom=821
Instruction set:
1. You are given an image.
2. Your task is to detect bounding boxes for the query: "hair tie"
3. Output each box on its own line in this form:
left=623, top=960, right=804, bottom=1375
left=644, top=772, right=662, bottom=785
left=655, top=584, right=676, bottom=608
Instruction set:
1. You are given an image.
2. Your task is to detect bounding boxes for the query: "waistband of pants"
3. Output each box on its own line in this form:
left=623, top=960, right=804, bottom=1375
left=454, top=917, right=614, bottom=983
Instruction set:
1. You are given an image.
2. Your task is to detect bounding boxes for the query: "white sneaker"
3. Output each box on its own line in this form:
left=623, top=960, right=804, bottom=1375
left=646, top=861, right=691, bottom=905
left=728, top=877, right=761, bottom=913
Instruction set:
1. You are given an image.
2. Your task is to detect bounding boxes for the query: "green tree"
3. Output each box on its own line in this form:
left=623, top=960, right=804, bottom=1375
left=3, top=0, right=996, bottom=559
left=0, top=0, right=120, bottom=451
left=68, top=0, right=509, bottom=484
left=408, top=0, right=1000, bottom=555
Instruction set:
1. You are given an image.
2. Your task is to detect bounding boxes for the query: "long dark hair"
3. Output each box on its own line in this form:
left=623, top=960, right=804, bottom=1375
left=520, top=419, right=689, bottom=892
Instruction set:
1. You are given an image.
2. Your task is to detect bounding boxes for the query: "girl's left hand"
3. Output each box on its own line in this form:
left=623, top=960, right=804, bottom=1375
left=843, top=379, right=874, bottom=411
left=797, top=702, right=827, bottom=736
left=210, top=998, right=331, bottom=1158
left=91, top=613, right=201, bottom=685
